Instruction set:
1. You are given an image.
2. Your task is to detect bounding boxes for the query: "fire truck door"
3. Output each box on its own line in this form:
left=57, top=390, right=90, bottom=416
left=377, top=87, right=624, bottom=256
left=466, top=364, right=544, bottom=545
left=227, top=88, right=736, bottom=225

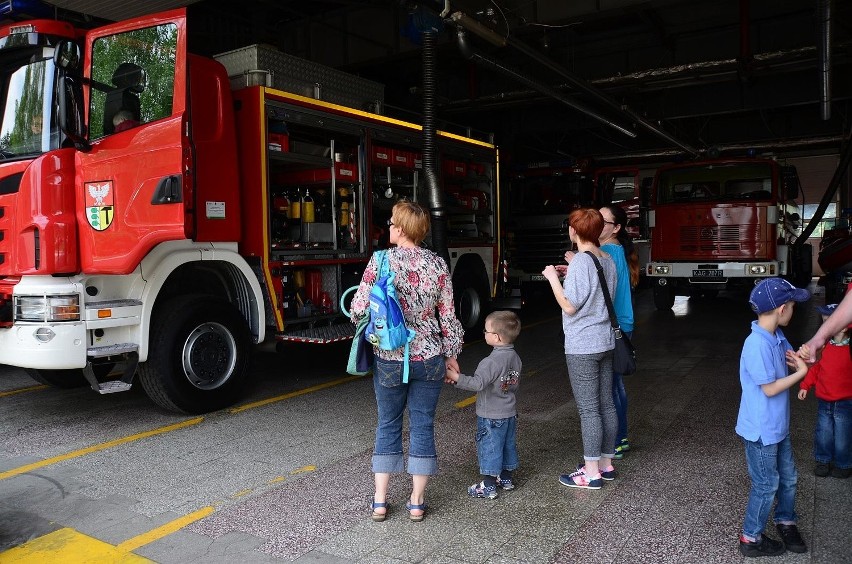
left=77, top=9, right=188, bottom=274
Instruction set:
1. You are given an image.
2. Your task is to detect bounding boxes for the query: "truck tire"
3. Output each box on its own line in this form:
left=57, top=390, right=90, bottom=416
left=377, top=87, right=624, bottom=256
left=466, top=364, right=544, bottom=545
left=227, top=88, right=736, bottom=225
left=453, top=268, right=490, bottom=340
left=139, top=295, right=252, bottom=413
left=25, top=368, right=88, bottom=388
left=653, top=284, right=675, bottom=310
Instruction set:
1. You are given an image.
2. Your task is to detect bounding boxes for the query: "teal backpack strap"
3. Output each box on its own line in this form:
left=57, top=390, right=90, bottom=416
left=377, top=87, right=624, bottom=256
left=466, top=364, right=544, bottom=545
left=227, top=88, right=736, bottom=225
left=402, top=340, right=410, bottom=384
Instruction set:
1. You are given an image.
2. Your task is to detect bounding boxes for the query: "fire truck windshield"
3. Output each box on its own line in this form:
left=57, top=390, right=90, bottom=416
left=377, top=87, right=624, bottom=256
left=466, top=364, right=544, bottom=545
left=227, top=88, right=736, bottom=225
left=656, top=163, right=774, bottom=204
left=0, top=52, right=60, bottom=159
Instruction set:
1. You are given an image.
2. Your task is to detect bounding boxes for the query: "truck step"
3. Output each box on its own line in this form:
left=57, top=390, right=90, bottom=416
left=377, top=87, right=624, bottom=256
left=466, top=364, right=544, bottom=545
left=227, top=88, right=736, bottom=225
left=87, top=343, right=139, bottom=357
left=277, top=322, right=355, bottom=344
left=96, top=380, right=134, bottom=394
left=83, top=348, right=140, bottom=395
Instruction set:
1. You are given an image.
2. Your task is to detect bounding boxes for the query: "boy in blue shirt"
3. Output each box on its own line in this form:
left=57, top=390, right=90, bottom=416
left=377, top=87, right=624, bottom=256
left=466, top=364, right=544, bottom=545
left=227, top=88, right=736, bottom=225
left=736, top=278, right=810, bottom=557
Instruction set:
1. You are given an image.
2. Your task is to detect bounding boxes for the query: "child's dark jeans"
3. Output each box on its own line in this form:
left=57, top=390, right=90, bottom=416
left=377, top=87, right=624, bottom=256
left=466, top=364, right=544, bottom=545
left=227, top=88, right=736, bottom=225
left=814, top=398, right=852, bottom=469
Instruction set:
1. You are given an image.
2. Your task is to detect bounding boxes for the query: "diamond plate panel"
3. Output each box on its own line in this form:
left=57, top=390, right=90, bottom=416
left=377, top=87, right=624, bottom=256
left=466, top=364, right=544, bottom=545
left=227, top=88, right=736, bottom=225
left=215, top=44, right=384, bottom=110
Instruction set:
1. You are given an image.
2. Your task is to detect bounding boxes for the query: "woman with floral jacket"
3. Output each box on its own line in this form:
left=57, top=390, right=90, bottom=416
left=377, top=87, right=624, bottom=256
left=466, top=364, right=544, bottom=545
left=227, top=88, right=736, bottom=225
left=350, top=200, right=464, bottom=522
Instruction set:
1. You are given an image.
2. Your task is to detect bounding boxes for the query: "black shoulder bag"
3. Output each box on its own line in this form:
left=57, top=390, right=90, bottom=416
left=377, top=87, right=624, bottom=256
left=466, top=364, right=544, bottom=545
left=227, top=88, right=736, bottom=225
left=585, top=251, right=637, bottom=375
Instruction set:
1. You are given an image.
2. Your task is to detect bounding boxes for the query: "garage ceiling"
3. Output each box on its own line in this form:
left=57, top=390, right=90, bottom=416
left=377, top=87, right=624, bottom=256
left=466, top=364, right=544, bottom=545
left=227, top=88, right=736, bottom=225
left=39, top=0, right=852, bottom=165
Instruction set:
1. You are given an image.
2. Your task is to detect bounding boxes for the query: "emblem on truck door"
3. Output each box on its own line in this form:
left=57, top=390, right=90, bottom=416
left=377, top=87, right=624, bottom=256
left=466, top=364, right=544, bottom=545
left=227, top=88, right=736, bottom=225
left=85, top=181, right=114, bottom=231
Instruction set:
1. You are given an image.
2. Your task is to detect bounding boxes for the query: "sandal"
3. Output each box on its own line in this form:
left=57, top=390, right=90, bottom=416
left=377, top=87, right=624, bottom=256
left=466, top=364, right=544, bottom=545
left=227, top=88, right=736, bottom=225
left=370, top=497, right=388, bottom=522
left=405, top=500, right=427, bottom=522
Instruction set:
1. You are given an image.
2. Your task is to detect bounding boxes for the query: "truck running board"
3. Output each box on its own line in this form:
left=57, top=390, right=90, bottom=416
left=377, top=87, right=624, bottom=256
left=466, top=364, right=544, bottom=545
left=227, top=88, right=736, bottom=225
left=277, top=323, right=355, bottom=344
left=83, top=343, right=140, bottom=394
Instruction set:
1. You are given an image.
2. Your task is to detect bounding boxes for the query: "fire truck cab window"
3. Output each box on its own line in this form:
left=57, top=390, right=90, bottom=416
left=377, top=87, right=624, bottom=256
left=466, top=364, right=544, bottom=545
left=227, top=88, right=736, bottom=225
left=89, top=23, right=177, bottom=139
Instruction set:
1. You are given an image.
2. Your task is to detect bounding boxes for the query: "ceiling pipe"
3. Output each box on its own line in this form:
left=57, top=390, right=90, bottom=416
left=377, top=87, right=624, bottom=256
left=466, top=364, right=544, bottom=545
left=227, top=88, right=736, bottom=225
left=483, top=17, right=699, bottom=155
left=454, top=28, right=637, bottom=139
left=818, top=0, right=833, bottom=120
left=594, top=134, right=848, bottom=163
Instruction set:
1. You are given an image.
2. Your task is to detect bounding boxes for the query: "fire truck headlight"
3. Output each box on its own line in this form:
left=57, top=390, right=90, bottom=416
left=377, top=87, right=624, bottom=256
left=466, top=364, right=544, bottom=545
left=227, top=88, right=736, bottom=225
left=653, top=265, right=671, bottom=275
left=748, top=264, right=768, bottom=275
left=14, top=295, right=81, bottom=322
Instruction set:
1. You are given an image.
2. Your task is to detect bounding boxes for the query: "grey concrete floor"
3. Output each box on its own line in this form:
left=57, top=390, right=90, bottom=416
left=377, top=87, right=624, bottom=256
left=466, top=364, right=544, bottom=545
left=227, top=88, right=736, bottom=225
left=0, top=282, right=850, bottom=563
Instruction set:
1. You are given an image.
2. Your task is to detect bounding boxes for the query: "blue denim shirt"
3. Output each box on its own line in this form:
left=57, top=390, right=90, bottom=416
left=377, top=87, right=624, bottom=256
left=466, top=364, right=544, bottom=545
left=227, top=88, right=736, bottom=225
left=735, top=321, right=792, bottom=445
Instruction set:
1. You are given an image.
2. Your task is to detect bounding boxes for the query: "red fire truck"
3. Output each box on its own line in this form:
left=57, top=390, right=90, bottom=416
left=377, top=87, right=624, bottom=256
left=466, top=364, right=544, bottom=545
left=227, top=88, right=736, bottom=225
left=645, top=157, right=812, bottom=310
left=504, top=158, right=653, bottom=292
left=0, top=9, right=503, bottom=412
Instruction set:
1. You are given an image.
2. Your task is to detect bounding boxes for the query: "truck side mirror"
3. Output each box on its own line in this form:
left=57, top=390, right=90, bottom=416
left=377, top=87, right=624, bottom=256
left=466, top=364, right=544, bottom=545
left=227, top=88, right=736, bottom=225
left=54, top=40, right=81, bottom=70
left=54, top=41, right=91, bottom=152
left=781, top=166, right=800, bottom=200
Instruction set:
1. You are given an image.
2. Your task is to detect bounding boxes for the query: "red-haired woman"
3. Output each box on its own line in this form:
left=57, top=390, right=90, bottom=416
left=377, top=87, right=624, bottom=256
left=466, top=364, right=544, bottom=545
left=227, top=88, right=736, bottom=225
left=542, top=208, right=618, bottom=489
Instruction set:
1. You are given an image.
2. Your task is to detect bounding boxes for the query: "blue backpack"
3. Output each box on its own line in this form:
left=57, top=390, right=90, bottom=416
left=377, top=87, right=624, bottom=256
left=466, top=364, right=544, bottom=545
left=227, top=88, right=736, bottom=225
left=366, top=250, right=416, bottom=382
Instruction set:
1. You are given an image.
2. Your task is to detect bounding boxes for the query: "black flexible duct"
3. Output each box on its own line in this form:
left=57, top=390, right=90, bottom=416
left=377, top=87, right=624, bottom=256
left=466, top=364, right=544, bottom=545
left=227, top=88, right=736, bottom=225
left=818, top=0, right=832, bottom=121
left=795, top=127, right=852, bottom=245
left=422, top=29, right=450, bottom=266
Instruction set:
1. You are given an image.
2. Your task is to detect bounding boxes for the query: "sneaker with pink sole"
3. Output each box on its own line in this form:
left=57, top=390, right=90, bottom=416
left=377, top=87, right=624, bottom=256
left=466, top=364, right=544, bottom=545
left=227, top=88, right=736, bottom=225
left=559, top=468, right=603, bottom=489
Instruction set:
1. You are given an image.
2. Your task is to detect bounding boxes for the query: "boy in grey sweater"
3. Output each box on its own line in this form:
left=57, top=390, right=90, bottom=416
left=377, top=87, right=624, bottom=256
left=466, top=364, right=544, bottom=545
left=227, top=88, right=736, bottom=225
left=446, top=310, right=523, bottom=499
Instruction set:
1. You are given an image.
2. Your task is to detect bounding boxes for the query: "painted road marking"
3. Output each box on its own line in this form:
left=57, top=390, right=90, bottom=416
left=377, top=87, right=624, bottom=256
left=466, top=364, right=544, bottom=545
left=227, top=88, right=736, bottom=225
left=0, top=528, right=153, bottom=563
left=0, top=417, right=204, bottom=481
left=0, top=385, right=48, bottom=398
left=229, top=375, right=363, bottom=413
left=115, top=506, right=215, bottom=553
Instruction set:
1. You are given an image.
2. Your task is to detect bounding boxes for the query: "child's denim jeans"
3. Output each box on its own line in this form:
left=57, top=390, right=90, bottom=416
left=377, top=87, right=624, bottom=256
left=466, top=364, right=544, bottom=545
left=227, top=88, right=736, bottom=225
left=475, top=415, right=518, bottom=476
left=741, top=434, right=798, bottom=539
left=814, top=398, right=852, bottom=469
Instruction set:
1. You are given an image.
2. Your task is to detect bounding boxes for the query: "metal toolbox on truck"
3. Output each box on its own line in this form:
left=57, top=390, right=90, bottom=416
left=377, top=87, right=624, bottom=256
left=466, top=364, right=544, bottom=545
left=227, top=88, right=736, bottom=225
left=214, top=44, right=384, bottom=110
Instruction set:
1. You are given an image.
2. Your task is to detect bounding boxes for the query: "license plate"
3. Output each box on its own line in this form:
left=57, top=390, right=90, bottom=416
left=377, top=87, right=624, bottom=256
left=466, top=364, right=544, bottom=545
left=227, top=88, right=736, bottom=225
left=692, top=269, right=723, bottom=277
left=529, top=274, right=547, bottom=281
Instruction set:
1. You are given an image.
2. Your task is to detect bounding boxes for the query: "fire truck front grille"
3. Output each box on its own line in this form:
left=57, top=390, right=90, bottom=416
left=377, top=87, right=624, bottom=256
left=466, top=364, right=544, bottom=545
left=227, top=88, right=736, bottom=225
left=679, top=225, right=742, bottom=252
left=509, top=227, right=571, bottom=273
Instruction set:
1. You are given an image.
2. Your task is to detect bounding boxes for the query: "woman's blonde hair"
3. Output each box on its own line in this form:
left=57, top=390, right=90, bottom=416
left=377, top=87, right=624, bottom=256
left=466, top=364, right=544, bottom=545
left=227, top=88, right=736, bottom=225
left=392, top=200, right=430, bottom=245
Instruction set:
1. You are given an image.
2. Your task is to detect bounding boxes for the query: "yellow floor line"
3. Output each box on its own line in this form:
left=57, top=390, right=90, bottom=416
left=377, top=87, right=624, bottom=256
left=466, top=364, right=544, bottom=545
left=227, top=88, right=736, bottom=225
left=115, top=506, right=215, bottom=553
left=0, top=385, right=48, bottom=398
left=229, top=375, right=363, bottom=413
left=0, top=417, right=204, bottom=481
left=0, top=528, right=152, bottom=563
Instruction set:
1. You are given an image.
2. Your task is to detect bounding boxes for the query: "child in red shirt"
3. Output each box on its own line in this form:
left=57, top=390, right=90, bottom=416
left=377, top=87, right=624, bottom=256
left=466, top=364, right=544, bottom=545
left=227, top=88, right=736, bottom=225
left=798, top=303, right=852, bottom=479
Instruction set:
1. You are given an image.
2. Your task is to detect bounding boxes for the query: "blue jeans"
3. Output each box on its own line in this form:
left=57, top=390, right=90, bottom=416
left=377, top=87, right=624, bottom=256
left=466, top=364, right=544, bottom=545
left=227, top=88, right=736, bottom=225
left=742, top=435, right=798, bottom=539
left=814, top=399, right=852, bottom=469
left=475, top=416, right=519, bottom=476
left=372, top=355, right=445, bottom=475
left=612, top=330, right=631, bottom=443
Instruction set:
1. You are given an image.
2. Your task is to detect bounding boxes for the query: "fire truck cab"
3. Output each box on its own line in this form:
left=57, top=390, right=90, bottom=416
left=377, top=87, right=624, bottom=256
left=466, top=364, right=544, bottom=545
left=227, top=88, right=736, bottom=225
left=645, top=157, right=811, bottom=310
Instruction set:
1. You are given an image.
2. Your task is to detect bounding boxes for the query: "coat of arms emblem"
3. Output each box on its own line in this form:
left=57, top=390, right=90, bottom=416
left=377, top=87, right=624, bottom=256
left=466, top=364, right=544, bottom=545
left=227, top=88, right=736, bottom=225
left=85, top=181, right=114, bottom=231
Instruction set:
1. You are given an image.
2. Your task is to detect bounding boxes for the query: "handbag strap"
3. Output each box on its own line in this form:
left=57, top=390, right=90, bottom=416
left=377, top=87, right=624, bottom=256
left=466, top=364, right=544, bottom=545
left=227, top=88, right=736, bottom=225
left=584, top=251, right=623, bottom=337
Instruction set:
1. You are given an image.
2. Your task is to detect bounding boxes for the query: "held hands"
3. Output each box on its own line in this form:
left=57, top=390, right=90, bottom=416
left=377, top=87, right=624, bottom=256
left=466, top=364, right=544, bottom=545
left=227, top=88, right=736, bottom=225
left=444, top=357, right=460, bottom=384
left=785, top=348, right=807, bottom=373
left=444, top=367, right=460, bottom=385
left=797, top=341, right=819, bottom=364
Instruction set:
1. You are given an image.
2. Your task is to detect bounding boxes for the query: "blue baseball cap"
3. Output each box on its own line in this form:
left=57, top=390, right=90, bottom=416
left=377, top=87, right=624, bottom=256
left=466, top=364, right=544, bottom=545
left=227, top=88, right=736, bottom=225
left=749, top=277, right=810, bottom=314
left=816, top=303, right=838, bottom=316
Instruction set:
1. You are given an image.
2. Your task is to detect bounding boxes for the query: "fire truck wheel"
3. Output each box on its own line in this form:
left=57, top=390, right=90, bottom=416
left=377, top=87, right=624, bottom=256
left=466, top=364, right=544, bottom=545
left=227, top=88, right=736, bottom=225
left=25, top=368, right=88, bottom=388
left=139, top=295, right=252, bottom=414
left=454, top=269, right=489, bottom=339
left=653, top=284, right=675, bottom=310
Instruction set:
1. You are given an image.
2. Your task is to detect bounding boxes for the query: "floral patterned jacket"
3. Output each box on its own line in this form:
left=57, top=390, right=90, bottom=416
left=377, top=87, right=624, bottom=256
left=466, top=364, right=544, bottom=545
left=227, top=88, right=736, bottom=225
left=350, top=247, right=464, bottom=361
